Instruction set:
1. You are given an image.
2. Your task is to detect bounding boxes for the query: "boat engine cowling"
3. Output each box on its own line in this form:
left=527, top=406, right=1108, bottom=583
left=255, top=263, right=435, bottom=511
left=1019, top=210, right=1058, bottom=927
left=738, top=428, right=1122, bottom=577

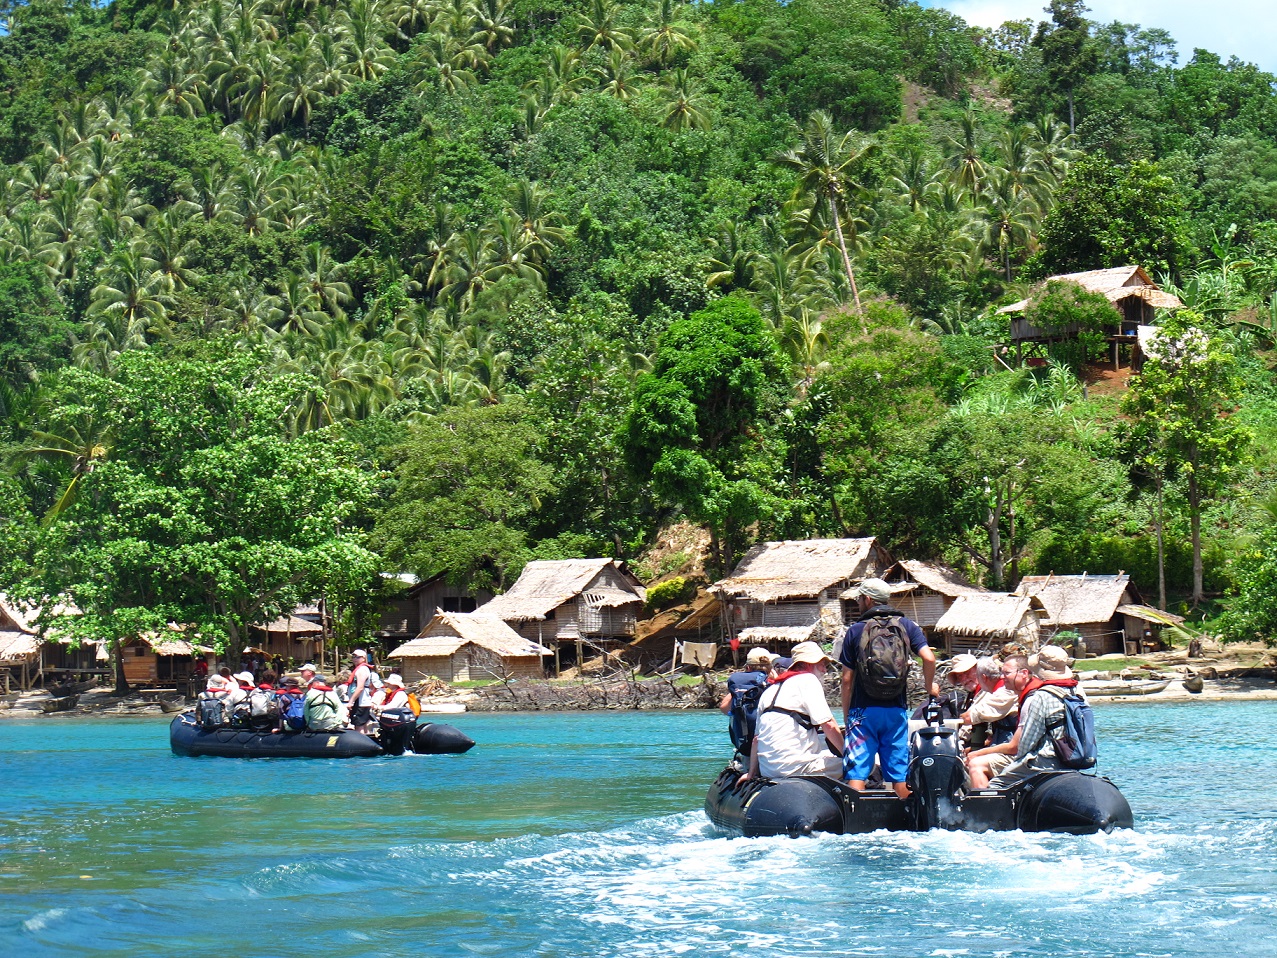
left=377, top=707, right=418, bottom=756
left=906, top=706, right=969, bottom=830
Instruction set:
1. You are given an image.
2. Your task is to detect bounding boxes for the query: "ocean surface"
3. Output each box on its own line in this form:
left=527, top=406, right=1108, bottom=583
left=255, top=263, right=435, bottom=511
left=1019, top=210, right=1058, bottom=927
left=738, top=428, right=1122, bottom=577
left=2, top=701, right=1275, bottom=958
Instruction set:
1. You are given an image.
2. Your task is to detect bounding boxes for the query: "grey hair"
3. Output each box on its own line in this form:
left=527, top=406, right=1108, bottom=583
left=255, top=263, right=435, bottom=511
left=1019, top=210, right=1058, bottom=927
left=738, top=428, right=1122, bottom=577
left=976, top=656, right=1001, bottom=681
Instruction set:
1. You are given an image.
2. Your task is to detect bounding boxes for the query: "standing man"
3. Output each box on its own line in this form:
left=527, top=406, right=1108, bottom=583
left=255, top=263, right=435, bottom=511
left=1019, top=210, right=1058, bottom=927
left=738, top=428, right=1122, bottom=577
left=737, top=642, right=846, bottom=783
left=346, top=649, right=375, bottom=734
left=839, top=577, right=938, bottom=799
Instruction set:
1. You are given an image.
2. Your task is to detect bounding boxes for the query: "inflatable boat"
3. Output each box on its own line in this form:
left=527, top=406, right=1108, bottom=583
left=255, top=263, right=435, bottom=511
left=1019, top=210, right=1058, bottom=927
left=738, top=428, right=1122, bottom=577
left=169, top=708, right=476, bottom=758
left=706, top=714, right=1132, bottom=837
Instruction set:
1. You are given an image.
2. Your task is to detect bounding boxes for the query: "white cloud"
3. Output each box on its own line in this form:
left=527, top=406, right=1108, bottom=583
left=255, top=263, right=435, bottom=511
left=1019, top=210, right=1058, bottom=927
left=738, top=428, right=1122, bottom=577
left=933, top=0, right=1277, bottom=73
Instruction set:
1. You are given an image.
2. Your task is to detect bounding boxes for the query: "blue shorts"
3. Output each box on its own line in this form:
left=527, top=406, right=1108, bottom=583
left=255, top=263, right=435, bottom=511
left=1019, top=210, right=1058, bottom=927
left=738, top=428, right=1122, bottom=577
left=844, top=706, right=909, bottom=783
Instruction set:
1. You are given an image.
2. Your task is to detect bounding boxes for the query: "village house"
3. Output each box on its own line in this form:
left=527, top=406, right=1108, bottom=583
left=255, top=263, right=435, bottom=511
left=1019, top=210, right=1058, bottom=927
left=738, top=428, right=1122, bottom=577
left=478, top=559, right=646, bottom=673
left=933, top=593, right=1050, bottom=655
left=0, top=594, right=103, bottom=690
left=710, top=538, right=892, bottom=653
left=1013, top=572, right=1179, bottom=656
left=373, top=574, right=495, bottom=646
left=388, top=611, right=551, bottom=683
left=998, top=265, right=1183, bottom=370
left=871, top=560, right=985, bottom=637
left=248, top=609, right=324, bottom=663
left=119, top=631, right=215, bottom=692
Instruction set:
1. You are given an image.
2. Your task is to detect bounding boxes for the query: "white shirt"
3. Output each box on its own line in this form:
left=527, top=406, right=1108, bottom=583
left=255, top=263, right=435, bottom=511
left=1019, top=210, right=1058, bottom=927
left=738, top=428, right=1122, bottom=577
left=755, top=672, right=835, bottom=779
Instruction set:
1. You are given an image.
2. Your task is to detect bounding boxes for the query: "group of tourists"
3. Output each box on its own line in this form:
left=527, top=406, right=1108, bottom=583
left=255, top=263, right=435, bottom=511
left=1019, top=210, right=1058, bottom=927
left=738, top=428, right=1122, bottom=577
left=727, top=577, right=1093, bottom=796
left=197, top=649, right=416, bottom=735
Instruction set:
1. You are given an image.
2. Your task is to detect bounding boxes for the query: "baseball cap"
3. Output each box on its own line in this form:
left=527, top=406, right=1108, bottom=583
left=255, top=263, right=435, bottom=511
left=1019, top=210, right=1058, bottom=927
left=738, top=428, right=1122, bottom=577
left=854, top=578, right=892, bottom=603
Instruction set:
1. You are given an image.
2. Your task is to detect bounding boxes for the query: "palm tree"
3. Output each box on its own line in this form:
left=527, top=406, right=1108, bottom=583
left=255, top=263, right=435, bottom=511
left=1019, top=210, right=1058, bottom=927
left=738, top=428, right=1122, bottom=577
left=660, top=68, right=711, bottom=132
left=506, top=180, right=567, bottom=259
left=267, top=272, right=328, bottom=336
left=576, top=0, right=632, bottom=53
left=415, top=32, right=481, bottom=94
left=88, top=243, right=171, bottom=334
left=594, top=48, right=642, bottom=100
left=944, top=108, right=986, bottom=195
left=341, top=0, right=397, bottom=82
left=706, top=221, right=759, bottom=291
left=15, top=413, right=113, bottom=520
left=640, top=0, right=695, bottom=66
left=469, top=0, right=514, bottom=53
left=774, top=110, right=875, bottom=310
left=300, top=241, right=353, bottom=315
left=980, top=170, right=1039, bottom=281
left=890, top=147, right=941, bottom=214
left=140, top=50, right=208, bottom=117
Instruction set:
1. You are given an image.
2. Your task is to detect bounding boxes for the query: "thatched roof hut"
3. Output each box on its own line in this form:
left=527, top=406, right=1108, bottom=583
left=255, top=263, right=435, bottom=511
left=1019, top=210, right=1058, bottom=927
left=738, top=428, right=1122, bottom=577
left=710, top=538, right=890, bottom=649
left=858, top=560, right=984, bottom=632
left=1013, top=573, right=1142, bottom=655
left=934, top=594, right=1049, bottom=655
left=479, top=560, right=645, bottom=666
left=250, top=612, right=324, bottom=659
left=0, top=594, right=103, bottom=689
left=121, top=631, right=214, bottom=688
left=389, top=611, right=550, bottom=682
left=713, top=538, right=889, bottom=602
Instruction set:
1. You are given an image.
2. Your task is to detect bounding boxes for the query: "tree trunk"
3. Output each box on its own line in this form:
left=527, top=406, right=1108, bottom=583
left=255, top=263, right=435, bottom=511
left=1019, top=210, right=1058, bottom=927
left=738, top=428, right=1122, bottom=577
left=1189, top=471, right=1203, bottom=606
left=828, top=192, right=861, bottom=312
left=1067, top=88, right=1075, bottom=134
left=1155, top=467, right=1166, bottom=611
left=985, top=487, right=1005, bottom=590
left=112, top=638, right=128, bottom=696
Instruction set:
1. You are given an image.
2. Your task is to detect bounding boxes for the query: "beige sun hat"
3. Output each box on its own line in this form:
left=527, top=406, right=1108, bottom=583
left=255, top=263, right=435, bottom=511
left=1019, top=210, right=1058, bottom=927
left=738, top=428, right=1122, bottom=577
left=1029, top=645, right=1074, bottom=681
left=745, top=647, right=772, bottom=666
left=789, top=641, right=831, bottom=666
left=948, top=653, right=978, bottom=675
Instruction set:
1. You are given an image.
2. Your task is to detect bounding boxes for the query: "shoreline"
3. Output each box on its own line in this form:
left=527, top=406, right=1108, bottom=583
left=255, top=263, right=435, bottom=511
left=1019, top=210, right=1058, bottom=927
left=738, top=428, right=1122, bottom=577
left=5, top=675, right=1277, bottom=718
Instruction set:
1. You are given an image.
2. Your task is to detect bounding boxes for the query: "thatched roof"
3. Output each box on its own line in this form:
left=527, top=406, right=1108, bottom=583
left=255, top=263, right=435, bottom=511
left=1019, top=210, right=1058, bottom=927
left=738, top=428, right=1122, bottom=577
left=998, top=265, right=1183, bottom=314
left=1013, top=573, right=1136, bottom=626
left=0, top=630, right=39, bottom=664
left=713, top=538, right=887, bottom=602
left=131, top=632, right=214, bottom=657
left=480, top=559, right=644, bottom=622
left=935, top=594, right=1048, bottom=638
left=390, top=611, right=551, bottom=659
left=867, top=560, right=984, bottom=600
left=736, top=623, right=823, bottom=645
left=1117, top=604, right=1186, bottom=626
left=252, top=614, right=323, bottom=636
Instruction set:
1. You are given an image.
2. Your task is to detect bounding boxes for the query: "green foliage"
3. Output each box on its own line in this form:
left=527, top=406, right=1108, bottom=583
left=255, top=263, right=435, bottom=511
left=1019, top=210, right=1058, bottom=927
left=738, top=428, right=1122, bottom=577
left=17, top=349, right=380, bottom=651
left=373, top=402, right=556, bottom=593
left=1025, top=280, right=1122, bottom=332
left=1220, top=526, right=1277, bottom=644
left=0, top=260, right=73, bottom=384
left=1037, top=155, right=1195, bottom=278
left=644, top=575, right=693, bottom=610
left=115, top=116, right=242, bottom=208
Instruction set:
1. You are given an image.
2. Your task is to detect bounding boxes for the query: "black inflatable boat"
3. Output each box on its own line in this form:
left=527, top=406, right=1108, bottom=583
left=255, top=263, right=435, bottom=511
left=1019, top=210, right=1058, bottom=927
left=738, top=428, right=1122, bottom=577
left=706, top=713, right=1133, bottom=837
left=169, top=708, right=476, bottom=758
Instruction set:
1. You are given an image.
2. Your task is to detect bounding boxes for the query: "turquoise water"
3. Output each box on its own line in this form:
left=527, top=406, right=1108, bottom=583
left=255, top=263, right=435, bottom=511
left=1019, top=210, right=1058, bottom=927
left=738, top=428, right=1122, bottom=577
left=2, top=702, right=1276, bottom=957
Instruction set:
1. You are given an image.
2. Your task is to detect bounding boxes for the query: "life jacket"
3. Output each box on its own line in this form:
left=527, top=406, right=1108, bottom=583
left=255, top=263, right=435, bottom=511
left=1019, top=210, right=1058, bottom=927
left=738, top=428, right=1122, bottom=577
left=304, top=683, right=342, bottom=730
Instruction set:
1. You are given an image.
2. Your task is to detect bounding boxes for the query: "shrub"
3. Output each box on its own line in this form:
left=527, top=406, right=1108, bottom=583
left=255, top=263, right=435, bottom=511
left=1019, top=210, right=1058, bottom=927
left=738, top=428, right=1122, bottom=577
left=645, top=576, right=695, bottom=611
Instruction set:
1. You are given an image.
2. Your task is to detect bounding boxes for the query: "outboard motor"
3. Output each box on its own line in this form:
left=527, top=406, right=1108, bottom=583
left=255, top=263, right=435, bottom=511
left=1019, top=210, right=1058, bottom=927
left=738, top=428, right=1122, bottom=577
left=377, top=707, right=418, bottom=756
left=906, top=702, right=969, bottom=831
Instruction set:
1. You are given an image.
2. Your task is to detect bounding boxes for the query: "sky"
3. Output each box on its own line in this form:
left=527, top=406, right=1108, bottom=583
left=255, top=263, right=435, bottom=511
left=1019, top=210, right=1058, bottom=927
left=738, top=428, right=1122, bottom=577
left=926, top=0, right=1277, bottom=74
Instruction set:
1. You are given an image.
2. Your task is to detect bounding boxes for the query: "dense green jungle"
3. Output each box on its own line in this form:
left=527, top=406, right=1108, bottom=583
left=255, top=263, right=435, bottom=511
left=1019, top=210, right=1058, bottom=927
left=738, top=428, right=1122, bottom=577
left=2, top=0, right=1277, bottom=653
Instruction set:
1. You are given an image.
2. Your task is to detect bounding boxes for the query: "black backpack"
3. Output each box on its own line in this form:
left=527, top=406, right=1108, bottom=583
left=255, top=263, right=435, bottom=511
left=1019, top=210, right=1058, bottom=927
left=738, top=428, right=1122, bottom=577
left=726, top=672, right=767, bottom=753
left=855, top=615, right=912, bottom=700
left=197, top=693, right=225, bottom=730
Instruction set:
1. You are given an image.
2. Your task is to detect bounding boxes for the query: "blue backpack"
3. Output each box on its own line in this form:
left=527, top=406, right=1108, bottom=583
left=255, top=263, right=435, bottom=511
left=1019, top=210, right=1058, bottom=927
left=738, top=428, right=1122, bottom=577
left=726, top=671, right=767, bottom=754
left=1042, top=686, right=1098, bottom=769
left=282, top=692, right=306, bottom=731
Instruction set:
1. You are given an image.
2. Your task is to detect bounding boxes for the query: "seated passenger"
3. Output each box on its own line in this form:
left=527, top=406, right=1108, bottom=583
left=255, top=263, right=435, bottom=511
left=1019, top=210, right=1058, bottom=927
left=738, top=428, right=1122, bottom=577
left=374, top=674, right=409, bottom=713
left=989, top=647, right=1082, bottom=788
left=303, top=673, right=346, bottom=731
left=247, top=670, right=281, bottom=731
left=913, top=653, right=979, bottom=722
left=962, top=656, right=1019, bottom=751
left=276, top=676, right=306, bottom=730
left=206, top=666, right=235, bottom=696
left=966, top=654, right=1030, bottom=788
left=718, top=647, right=771, bottom=757
left=737, top=642, right=845, bottom=784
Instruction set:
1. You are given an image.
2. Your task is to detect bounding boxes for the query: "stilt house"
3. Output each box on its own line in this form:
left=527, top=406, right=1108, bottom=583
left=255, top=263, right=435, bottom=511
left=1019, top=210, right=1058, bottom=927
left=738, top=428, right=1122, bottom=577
left=374, top=574, right=494, bottom=646
left=0, top=594, right=102, bottom=689
left=388, top=611, right=551, bottom=682
left=1013, top=573, right=1150, bottom=656
left=249, top=612, right=324, bottom=662
left=478, top=559, right=646, bottom=671
left=933, top=593, right=1049, bottom=655
left=868, top=560, right=984, bottom=635
left=711, top=538, right=891, bottom=652
left=998, top=265, right=1182, bottom=370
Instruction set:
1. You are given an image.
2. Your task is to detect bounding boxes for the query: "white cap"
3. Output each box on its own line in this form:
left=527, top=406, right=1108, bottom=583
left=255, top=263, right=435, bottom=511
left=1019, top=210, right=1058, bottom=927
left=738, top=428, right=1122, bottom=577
left=386, top=674, right=404, bottom=686
left=745, top=647, right=771, bottom=666
left=351, top=648, right=367, bottom=659
left=235, top=671, right=255, bottom=684
left=300, top=663, right=317, bottom=673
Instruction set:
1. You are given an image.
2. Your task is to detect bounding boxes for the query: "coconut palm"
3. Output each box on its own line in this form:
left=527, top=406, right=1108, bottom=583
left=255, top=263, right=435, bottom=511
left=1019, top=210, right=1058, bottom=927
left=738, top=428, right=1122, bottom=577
left=140, top=51, right=208, bottom=117
left=575, top=0, right=632, bottom=53
left=980, top=170, right=1040, bottom=281
left=470, top=0, right=514, bottom=53
left=706, top=221, right=759, bottom=291
left=267, top=272, right=328, bottom=336
left=639, top=0, right=696, bottom=66
left=15, top=413, right=114, bottom=520
left=594, top=48, right=642, bottom=100
left=87, top=243, right=171, bottom=333
left=774, top=111, right=875, bottom=310
left=660, top=68, right=711, bottom=132
left=944, top=108, right=986, bottom=195
left=890, top=147, right=942, bottom=214
left=506, top=180, right=567, bottom=259
left=300, top=242, right=353, bottom=315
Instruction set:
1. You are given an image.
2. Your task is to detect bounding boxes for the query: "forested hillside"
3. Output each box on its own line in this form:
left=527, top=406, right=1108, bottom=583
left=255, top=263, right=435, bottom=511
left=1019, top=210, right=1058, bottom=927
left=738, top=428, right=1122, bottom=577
left=2, top=0, right=1277, bottom=648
